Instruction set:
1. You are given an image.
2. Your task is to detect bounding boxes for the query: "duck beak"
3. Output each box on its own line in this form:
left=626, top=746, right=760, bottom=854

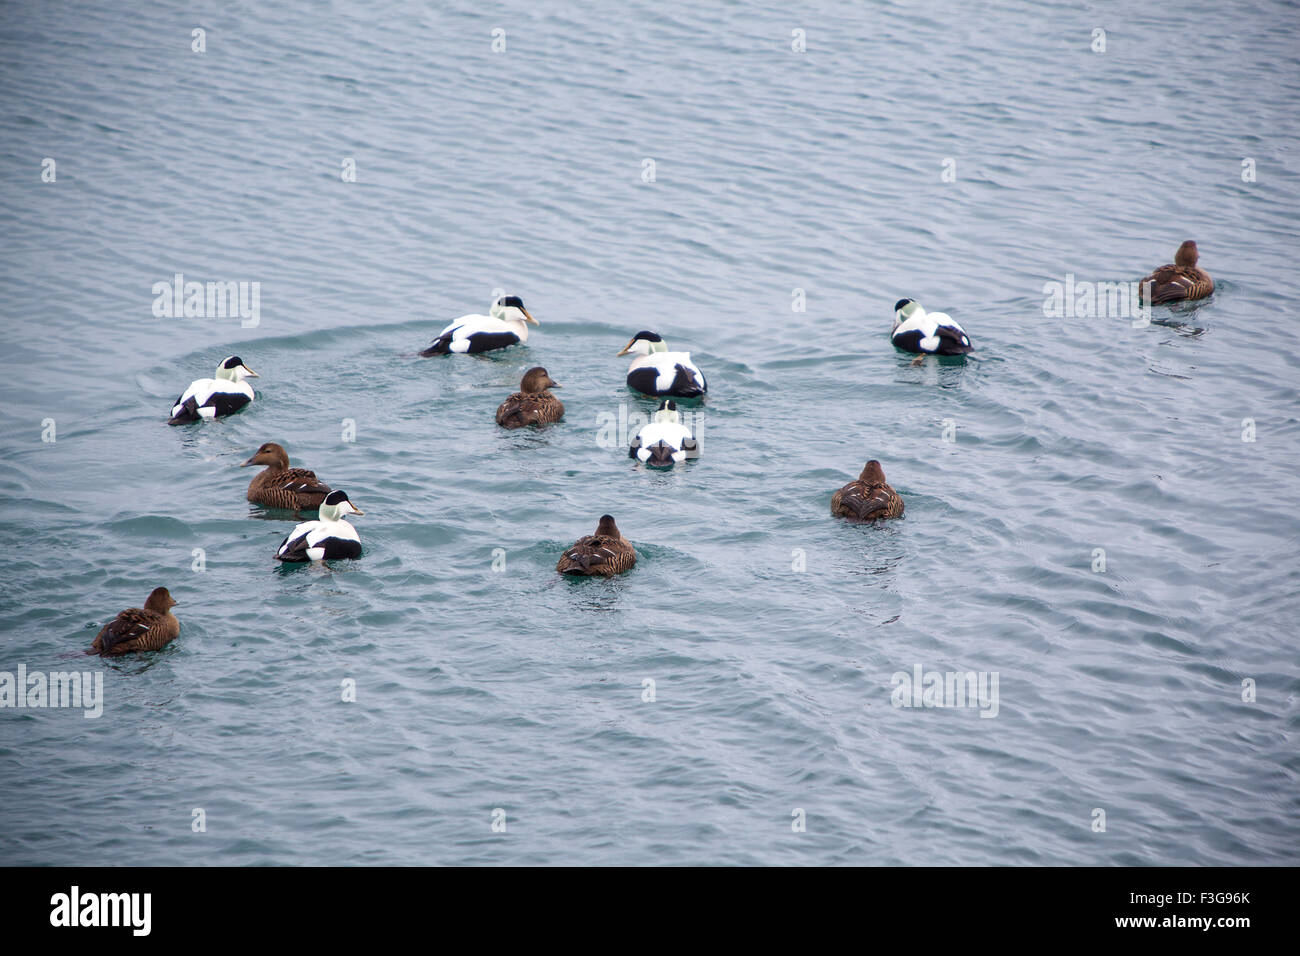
left=521, top=307, right=539, bottom=325
left=616, top=341, right=633, bottom=356
left=240, top=456, right=257, bottom=467
left=350, top=505, right=365, bottom=516
left=244, top=367, right=260, bottom=378
left=548, top=380, right=562, bottom=389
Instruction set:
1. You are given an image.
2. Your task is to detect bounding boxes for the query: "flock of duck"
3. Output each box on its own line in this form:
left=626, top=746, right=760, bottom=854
left=90, top=241, right=1214, bottom=655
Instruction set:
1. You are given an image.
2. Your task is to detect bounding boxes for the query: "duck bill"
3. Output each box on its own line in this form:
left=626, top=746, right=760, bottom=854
left=521, top=307, right=539, bottom=325
left=548, top=382, right=562, bottom=389
left=349, top=506, right=365, bottom=516
left=240, top=456, right=257, bottom=467
left=616, top=342, right=633, bottom=356
left=243, top=368, right=260, bottom=378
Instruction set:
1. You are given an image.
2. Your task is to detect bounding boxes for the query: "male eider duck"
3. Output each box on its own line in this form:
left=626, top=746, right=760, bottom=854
left=617, top=331, right=707, bottom=398
left=275, top=490, right=364, bottom=562
left=556, top=515, right=637, bottom=577
left=891, top=300, right=973, bottom=355
left=89, top=587, right=180, bottom=656
left=1139, top=240, right=1214, bottom=304
left=168, top=355, right=259, bottom=424
left=831, top=460, right=905, bottom=522
left=242, top=442, right=333, bottom=512
left=496, top=367, right=564, bottom=429
left=629, top=399, right=699, bottom=466
left=420, top=295, right=538, bottom=356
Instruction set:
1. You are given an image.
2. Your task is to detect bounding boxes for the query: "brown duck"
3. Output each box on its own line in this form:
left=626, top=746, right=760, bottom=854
left=1140, top=240, right=1214, bottom=304
left=496, top=367, right=564, bottom=429
left=831, top=460, right=905, bottom=522
left=556, top=515, right=637, bottom=576
left=241, top=442, right=332, bottom=512
left=88, top=587, right=180, bottom=656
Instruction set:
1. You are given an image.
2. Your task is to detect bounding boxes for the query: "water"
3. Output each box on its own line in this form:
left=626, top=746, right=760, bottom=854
left=1, top=0, right=1298, bottom=865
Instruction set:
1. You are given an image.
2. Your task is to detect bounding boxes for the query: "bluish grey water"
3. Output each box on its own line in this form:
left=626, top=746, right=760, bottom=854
left=1, top=0, right=1298, bottom=865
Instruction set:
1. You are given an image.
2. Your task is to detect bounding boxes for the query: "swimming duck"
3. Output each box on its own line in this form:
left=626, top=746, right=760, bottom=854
left=496, top=367, right=565, bottom=429
left=242, top=442, right=333, bottom=512
left=831, top=460, right=905, bottom=522
left=420, top=295, right=538, bottom=355
left=167, top=356, right=259, bottom=424
left=556, top=514, right=637, bottom=577
left=891, top=300, right=973, bottom=355
left=275, top=490, right=364, bottom=562
left=88, top=587, right=180, bottom=656
left=617, top=331, right=707, bottom=397
left=1139, top=240, right=1214, bottom=304
left=629, top=399, right=699, bottom=466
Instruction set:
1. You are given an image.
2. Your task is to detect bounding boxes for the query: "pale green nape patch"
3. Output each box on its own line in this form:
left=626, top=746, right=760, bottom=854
left=654, top=406, right=679, bottom=424
left=648, top=339, right=669, bottom=354
left=214, top=363, right=238, bottom=381
left=317, top=501, right=342, bottom=521
left=899, top=301, right=921, bottom=319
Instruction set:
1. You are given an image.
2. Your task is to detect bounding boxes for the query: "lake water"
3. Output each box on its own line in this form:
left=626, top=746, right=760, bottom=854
left=1, top=0, right=1298, bottom=865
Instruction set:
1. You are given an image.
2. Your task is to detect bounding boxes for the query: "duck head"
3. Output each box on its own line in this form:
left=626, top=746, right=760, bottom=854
left=859, top=459, right=887, bottom=483
left=490, top=295, right=538, bottom=325
left=617, top=331, right=667, bottom=356
left=241, top=442, right=290, bottom=469
left=319, top=490, right=364, bottom=520
left=520, top=367, right=561, bottom=393
left=144, top=587, right=178, bottom=613
left=892, top=299, right=924, bottom=331
left=215, top=355, right=259, bottom=382
left=653, top=399, right=680, bottom=424
left=595, top=514, right=621, bottom=537
left=1174, top=240, right=1199, bottom=267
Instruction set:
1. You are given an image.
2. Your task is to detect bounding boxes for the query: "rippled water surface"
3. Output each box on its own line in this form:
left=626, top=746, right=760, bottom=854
left=2, top=0, right=1298, bottom=865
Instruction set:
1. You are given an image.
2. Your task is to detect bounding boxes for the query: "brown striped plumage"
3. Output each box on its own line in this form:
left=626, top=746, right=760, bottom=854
left=496, top=367, right=564, bottom=429
left=831, top=460, right=905, bottom=522
left=242, top=442, right=333, bottom=511
left=88, top=587, right=180, bottom=656
left=556, top=515, right=637, bottom=576
left=1139, top=240, right=1214, bottom=304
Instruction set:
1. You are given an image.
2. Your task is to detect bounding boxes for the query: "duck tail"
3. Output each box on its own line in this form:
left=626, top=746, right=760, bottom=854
left=419, top=336, right=452, bottom=357
left=167, top=397, right=201, bottom=425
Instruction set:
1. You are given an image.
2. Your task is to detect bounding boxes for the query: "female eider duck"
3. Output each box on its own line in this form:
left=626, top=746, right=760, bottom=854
left=242, top=442, right=333, bottom=512
left=89, top=587, right=179, bottom=656
left=168, top=355, right=259, bottom=424
left=617, top=331, right=708, bottom=398
left=275, top=490, right=364, bottom=562
left=630, top=399, right=699, bottom=466
left=1139, top=240, right=1214, bottom=304
left=420, top=295, right=538, bottom=356
left=831, top=460, right=904, bottom=522
left=556, top=515, right=637, bottom=577
left=891, top=300, right=973, bottom=355
left=496, top=367, right=564, bottom=429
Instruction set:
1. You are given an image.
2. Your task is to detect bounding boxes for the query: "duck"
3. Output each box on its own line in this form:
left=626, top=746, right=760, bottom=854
left=88, top=587, right=180, bottom=656
left=241, top=442, right=333, bottom=512
left=629, top=399, right=699, bottom=466
left=420, top=295, right=538, bottom=355
left=167, top=356, right=259, bottom=424
left=275, top=490, right=365, bottom=562
left=891, top=300, right=973, bottom=355
left=617, top=331, right=707, bottom=397
left=556, top=514, right=637, bottom=577
left=1139, top=240, right=1214, bottom=304
left=496, top=367, right=565, bottom=429
left=831, top=460, right=905, bottom=522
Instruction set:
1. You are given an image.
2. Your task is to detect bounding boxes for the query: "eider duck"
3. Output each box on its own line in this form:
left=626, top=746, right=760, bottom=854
left=420, top=295, right=538, bottom=356
left=167, top=355, right=259, bottom=424
left=629, top=399, right=699, bottom=466
left=1139, top=240, right=1214, bottom=304
left=891, top=300, right=973, bottom=355
left=556, top=514, right=637, bottom=577
left=617, top=331, right=707, bottom=397
left=496, top=367, right=564, bottom=429
left=242, top=442, right=333, bottom=512
left=831, top=460, right=905, bottom=522
left=88, top=587, right=179, bottom=656
left=275, top=490, right=364, bottom=562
